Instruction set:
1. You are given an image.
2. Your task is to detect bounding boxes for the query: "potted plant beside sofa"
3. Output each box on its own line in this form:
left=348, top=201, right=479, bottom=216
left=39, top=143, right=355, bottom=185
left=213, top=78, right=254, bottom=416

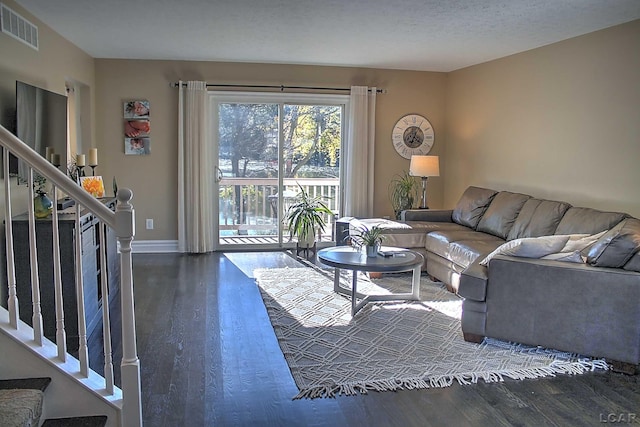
left=389, top=171, right=418, bottom=219
left=286, top=184, right=333, bottom=249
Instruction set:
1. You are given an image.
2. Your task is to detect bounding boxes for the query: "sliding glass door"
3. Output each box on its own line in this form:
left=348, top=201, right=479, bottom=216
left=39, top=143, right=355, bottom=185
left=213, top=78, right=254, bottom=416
left=211, top=92, right=346, bottom=250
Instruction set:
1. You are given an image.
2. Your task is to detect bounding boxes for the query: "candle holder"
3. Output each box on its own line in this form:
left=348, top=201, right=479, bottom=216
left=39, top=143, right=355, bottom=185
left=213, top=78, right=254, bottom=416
left=89, top=165, right=97, bottom=176
left=77, top=165, right=85, bottom=177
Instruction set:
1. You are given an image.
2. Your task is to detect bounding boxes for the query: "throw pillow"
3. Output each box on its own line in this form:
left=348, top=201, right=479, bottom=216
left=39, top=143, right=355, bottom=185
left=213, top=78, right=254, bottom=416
left=540, top=251, right=584, bottom=263
left=586, top=218, right=640, bottom=268
left=479, top=234, right=570, bottom=266
left=561, top=230, right=608, bottom=253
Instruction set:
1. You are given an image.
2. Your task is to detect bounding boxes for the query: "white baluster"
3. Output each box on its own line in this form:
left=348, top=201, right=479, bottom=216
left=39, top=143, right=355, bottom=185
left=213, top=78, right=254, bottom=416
left=50, top=184, right=66, bottom=360
left=27, top=168, right=44, bottom=345
left=116, top=188, right=142, bottom=427
left=99, top=222, right=114, bottom=394
left=4, top=148, right=18, bottom=328
left=74, top=201, right=89, bottom=376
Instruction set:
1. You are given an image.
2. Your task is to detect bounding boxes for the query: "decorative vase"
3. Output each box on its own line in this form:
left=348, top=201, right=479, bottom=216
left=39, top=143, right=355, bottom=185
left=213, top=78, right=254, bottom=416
left=366, top=242, right=380, bottom=258
left=34, top=193, right=53, bottom=219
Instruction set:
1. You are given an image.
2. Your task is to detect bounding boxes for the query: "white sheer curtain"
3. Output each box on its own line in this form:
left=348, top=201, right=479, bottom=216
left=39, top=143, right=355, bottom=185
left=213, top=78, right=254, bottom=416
left=344, top=86, right=376, bottom=218
left=178, top=81, right=215, bottom=253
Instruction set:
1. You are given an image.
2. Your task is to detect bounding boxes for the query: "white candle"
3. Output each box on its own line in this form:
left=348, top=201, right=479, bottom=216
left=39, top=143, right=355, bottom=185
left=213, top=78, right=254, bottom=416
left=76, top=154, right=86, bottom=166
left=45, top=147, right=54, bottom=161
left=88, top=148, right=98, bottom=166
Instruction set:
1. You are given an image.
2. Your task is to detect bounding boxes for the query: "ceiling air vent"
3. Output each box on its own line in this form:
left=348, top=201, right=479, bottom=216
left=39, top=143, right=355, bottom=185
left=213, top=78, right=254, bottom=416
left=1, top=3, right=39, bottom=50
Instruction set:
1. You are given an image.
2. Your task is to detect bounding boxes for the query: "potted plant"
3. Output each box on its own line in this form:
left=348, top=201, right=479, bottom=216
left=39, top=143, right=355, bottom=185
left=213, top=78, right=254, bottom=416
left=286, top=183, right=333, bottom=248
left=350, top=225, right=386, bottom=258
left=389, top=171, right=418, bottom=219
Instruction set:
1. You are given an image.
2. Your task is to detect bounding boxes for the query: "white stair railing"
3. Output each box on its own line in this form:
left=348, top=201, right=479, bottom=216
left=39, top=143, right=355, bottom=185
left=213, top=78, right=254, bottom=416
left=0, top=124, right=142, bottom=427
left=26, top=168, right=44, bottom=345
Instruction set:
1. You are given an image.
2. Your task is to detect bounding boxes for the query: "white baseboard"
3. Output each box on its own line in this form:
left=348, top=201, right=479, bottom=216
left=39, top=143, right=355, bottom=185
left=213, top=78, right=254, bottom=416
left=132, top=240, right=179, bottom=253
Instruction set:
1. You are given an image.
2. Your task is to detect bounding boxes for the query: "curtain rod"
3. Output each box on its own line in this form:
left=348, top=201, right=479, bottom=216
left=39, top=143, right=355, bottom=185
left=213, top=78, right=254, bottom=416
left=170, top=82, right=386, bottom=93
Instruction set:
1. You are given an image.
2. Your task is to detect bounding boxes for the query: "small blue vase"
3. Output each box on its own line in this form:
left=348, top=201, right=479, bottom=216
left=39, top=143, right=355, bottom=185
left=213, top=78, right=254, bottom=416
left=34, top=193, right=53, bottom=219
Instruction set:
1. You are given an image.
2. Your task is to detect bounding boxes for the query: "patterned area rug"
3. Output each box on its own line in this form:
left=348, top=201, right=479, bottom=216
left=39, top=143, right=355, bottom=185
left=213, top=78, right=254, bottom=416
left=254, top=267, right=608, bottom=399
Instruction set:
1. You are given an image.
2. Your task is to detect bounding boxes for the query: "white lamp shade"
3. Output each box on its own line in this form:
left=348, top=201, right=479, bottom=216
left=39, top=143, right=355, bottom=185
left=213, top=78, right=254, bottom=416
left=409, top=155, right=440, bottom=177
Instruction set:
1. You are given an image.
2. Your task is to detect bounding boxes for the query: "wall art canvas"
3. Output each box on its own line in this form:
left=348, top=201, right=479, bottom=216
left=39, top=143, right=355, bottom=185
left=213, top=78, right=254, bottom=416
left=124, top=100, right=150, bottom=155
left=124, top=100, right=150, bottom=118
left=80, top=176, right=105, bottom=198
left=125, top=137, right=151, bottom=155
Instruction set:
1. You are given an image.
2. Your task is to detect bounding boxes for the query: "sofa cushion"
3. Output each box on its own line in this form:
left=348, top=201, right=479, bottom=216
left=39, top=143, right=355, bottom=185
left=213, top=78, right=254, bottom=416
left=426, top=230, right=504, bottom=260
left=555, top=207, right=627, bottom=235
left=479, top=234, right=570, bottom=266
left=449, top=239, right=504, bottom=269
left=586, top=218, right=640, bottom=268
left=451, top=186, right=498, bottom=229
left=507, top=198, right=572, bottom=240
left=348, top=218, right=468, bottom=249
left=384, top=221, right=469, bottom=248
left=476, top=191, right=531, bottom=239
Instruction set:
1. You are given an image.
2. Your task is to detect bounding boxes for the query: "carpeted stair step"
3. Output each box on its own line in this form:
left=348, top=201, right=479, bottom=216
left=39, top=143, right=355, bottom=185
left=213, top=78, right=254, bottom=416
left=42, top=415, right=108, bottom=426
left=0, top=377, right=51, bottom=427
left=0, top=377, right=52, bottom=392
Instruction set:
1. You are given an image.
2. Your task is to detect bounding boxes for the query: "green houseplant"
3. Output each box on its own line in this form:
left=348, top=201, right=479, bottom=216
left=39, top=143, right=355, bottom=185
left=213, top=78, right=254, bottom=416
left=389, top=171, right=418, bottom=219
left=286, top=184, right=333, bottom=248
left=350, top=225, right=386, bottom=257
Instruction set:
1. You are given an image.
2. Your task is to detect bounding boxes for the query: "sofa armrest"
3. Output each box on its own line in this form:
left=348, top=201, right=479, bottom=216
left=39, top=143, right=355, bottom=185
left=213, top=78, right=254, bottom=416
left=401, top=209, right=453, bottom=222
left=459, top=260, right=488, bottom=301
left=485, top=255, right=640, bottom=364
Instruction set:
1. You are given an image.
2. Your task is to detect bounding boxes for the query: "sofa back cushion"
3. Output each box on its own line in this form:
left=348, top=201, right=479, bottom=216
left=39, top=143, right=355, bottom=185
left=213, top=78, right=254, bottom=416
left=555, top=207, right=627, bottom=235
left=507, top=198, right=572, bottom=240
left=586, top=218, right=640, bottom=268
left=476, top=191, right=530, bottom=239
left=451, top=186, right=498, bottom=229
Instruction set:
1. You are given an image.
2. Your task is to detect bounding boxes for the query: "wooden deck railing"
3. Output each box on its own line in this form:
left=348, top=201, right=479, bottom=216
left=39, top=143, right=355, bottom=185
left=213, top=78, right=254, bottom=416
left=219, top=177, right=340, bottom=241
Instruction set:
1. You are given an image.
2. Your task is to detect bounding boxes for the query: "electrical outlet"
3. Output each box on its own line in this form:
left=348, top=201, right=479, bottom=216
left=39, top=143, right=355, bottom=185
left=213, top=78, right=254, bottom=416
left=146, top=219, right=154, bottom=230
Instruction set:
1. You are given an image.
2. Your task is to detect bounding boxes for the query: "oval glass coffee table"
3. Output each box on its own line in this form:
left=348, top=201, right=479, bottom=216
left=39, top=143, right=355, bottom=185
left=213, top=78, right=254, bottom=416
left=317, top=246, right=424, bottom=316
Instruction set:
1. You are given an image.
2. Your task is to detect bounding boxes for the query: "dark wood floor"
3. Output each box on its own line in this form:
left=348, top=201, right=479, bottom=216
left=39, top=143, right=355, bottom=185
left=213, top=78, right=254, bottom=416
left=95, top=251, right=640, bottom=426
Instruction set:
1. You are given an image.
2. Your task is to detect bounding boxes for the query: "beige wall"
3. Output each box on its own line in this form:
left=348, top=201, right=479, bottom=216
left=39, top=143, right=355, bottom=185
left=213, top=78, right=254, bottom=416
left=0, top=0, right=95, bottom=218
left=95, top=61, right=446, bottom=240
left=445, top=20, right=640, bottom=217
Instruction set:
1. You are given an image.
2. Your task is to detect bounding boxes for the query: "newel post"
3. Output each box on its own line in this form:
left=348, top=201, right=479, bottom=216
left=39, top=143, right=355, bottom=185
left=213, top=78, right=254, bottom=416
left=115, top=188, right=142, bottom=427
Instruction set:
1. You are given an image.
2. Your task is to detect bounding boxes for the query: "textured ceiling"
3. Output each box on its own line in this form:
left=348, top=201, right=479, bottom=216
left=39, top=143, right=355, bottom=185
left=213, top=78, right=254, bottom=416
left=14, top=0, right=640, bottom=72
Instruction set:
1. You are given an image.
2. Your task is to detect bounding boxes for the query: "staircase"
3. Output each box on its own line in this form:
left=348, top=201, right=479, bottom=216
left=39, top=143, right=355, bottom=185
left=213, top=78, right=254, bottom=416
left=0, top=125, right=142, bottom=426
left=0, top=377, right=106, bottom=426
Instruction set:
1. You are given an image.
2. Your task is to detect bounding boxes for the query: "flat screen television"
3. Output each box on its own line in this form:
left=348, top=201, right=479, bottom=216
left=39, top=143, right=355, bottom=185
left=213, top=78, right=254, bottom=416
left=12, top=80, right=67, bottom=181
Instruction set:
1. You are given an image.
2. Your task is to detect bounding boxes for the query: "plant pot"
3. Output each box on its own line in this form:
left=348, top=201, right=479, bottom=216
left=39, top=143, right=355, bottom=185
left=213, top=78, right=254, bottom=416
left=366, top=243, right=380, bottom=258
left=297, top=226, right=316, bottom=248
left=34, top=193, right=53, bottom=219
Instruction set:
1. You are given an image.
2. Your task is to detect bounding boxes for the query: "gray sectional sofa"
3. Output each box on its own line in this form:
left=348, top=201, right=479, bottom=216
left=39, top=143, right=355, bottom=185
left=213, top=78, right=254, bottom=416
left=350, top=186, right=640, bottom=365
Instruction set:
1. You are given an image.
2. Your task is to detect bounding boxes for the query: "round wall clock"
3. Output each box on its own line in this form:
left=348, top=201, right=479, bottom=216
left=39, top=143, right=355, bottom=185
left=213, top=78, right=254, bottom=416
left=391, top=114, right=434, bottom=159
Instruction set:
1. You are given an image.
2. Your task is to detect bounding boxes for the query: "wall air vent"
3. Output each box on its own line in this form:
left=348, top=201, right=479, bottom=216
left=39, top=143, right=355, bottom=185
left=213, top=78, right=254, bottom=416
left=1, top=3, right=39, bottom=50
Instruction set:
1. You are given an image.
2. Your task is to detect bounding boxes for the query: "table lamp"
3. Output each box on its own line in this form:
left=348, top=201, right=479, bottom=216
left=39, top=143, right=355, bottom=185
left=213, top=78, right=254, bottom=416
left=409, top=155, right=439, bottom=209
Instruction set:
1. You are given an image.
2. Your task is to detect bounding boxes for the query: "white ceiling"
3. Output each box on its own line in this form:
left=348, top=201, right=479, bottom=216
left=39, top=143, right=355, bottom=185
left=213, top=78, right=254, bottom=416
left=14, top=0, right=640, bottom=72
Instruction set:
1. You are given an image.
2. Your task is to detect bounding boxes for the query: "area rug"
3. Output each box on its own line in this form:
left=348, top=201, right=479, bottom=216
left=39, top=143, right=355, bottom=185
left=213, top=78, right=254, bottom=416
left=254, top=266, right=608, bottom=399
